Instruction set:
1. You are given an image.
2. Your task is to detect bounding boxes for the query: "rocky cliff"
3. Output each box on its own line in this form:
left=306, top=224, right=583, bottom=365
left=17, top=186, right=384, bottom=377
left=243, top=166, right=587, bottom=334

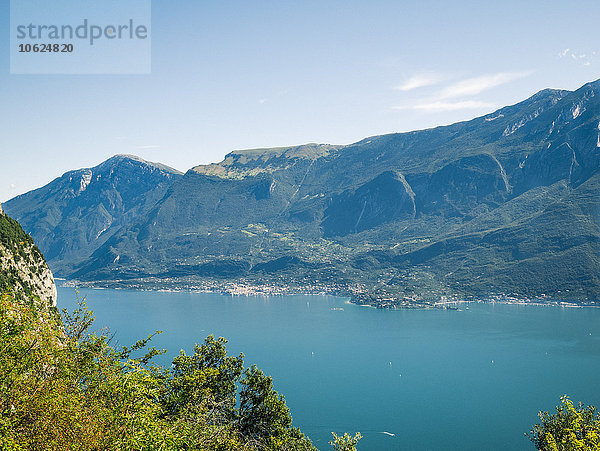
left=0, top=211, right=56, bottom=307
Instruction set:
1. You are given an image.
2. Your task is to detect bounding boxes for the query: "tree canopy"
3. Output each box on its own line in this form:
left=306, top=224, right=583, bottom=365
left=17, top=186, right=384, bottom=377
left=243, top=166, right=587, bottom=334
left=529, top=395, right=600, bottom=451
left=0, top=294, right=318, bottom=450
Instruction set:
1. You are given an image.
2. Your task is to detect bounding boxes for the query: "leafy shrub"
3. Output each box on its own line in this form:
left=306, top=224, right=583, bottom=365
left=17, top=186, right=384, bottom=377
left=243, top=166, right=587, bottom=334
left=0, top=294, right=317, bottom=450
left=528, top=395, right=600, bottom=450
left=329, top=432, right=362, bottom=451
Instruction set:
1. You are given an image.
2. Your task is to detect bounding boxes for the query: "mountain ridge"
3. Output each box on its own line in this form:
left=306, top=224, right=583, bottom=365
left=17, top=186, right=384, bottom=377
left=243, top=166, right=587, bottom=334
left=6, top=79, right=600, bottom=306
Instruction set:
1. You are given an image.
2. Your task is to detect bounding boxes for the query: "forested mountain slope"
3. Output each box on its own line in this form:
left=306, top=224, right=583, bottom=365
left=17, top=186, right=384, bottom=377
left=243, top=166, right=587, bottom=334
left=8, top=80, right=600, bottom=305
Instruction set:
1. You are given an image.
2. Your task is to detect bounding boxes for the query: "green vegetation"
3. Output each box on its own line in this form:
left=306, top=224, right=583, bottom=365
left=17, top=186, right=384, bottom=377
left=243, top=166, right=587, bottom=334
left=529, top=396, right=600, bottom=450
left=329, top=432, right=362, bottom=451
left=0, top=212, right=37, bottom=256
left=0, top=294, right=317, bottom=450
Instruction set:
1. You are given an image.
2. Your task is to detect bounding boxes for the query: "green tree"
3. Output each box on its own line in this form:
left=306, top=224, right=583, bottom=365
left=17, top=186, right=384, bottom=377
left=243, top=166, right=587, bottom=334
left=166, top=335, right=244, bottom=421
left=529, top=395, right=600, bottom=450
left=238, top=364, right=312, bottom=449
left=0, top=293, right=322, bottom=450
left=238, top=365, right=291, bottom=438
left=329, top=432, right=362, bottom=451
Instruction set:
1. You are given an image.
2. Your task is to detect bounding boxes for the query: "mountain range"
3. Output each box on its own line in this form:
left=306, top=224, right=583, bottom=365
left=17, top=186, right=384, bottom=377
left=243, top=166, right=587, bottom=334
left=5, top=79, right=600, bottom=306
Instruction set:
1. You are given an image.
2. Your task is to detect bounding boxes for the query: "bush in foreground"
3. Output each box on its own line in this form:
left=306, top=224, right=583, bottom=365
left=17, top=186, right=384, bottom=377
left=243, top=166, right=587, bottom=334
left=329, top=432, right=362, bottom=451
left=0, top=294, right=317, bottom=450
left=528, top=395, right=600, bottom=450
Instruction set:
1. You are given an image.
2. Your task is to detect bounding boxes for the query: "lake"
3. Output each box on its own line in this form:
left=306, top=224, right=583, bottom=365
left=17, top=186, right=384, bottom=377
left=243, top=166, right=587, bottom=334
left=57, top=287, right=600, bottom=450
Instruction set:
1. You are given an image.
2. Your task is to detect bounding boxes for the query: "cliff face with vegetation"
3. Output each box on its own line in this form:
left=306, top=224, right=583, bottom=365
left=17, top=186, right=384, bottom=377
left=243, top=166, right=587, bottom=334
left=0, top=207, right=56, bottom=307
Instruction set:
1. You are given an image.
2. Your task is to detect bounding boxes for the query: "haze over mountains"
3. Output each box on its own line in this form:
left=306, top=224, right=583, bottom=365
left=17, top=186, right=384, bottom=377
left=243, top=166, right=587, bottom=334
left=5, top=79, right=600, bottom=305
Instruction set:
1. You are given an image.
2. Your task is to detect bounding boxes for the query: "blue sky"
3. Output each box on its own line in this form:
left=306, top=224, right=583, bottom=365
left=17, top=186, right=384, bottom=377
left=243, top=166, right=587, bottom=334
left=1, top=0, right=600, bottom=202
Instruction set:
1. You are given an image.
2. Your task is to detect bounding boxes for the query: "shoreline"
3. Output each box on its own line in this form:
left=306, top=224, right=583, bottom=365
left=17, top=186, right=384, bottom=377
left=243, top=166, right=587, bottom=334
left=57, top=278, right=600, bottom=310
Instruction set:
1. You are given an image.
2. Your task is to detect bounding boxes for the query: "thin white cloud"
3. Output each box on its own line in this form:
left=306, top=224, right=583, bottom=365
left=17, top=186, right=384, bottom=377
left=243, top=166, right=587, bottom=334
left=559, top=48, right=588, bottom=60
left=558, top=48, right=571, bottom=58
left=393, top=100, right=495, bottom=113
left=395, top=73, right=444, bottom=91
left=439, top=72, right=532, bottom=99
left=9, top=184, right=16, bottom=189
left=258, top=98, right=267, bottom=104
left=135, top=145, right=161, bottom=150
left=557, top=48, right=596, bottom=66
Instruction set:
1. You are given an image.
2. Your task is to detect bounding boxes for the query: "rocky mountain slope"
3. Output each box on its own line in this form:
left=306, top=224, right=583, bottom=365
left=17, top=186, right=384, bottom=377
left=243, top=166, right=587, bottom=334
left=4, top=155, right=182, bottom=276
left=6, top=80, right=600, bottom=305
left=0, top=204, right=56, bottom=307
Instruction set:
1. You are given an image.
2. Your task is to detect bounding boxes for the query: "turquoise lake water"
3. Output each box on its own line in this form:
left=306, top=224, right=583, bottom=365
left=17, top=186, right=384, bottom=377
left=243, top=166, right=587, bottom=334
left=57, top=287, right=600, bottom=450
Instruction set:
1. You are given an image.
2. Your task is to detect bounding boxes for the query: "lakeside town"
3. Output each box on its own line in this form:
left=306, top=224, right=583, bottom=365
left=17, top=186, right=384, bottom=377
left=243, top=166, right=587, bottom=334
left=59, top=276, right=600, bottom=310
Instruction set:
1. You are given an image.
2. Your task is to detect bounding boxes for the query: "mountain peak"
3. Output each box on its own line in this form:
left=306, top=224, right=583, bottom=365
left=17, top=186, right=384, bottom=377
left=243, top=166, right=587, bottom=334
left=4, top=153, right=184, bottom=275
left=100, top=154, right=183, bottom=175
